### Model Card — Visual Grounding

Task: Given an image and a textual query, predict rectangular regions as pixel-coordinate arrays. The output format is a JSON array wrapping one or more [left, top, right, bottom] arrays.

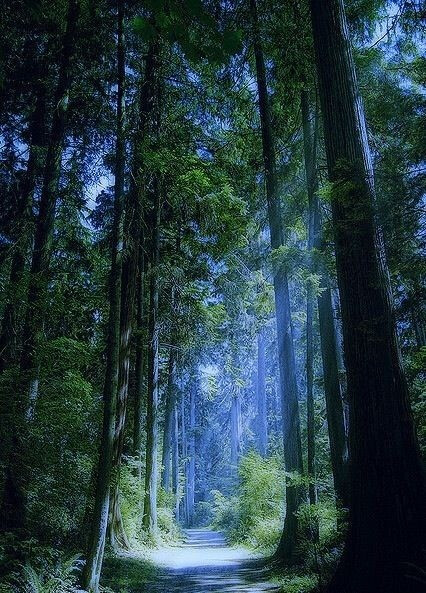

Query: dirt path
[[144, 529, 280, 592]]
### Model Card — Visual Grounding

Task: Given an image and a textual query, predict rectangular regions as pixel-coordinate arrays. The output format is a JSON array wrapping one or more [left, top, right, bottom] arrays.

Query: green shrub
[[1, 554, 82, 593], [211, 451, 285, 551], [276, 573, 318, 593]]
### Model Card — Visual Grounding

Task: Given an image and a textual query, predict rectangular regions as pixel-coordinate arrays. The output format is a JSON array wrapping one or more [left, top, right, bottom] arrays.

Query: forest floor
[[102, 529, 281, 592]]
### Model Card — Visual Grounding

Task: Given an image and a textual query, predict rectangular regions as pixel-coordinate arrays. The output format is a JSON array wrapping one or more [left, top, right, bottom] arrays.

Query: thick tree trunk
[[257, 329, 268, 456], [108, 195, 141, 550], [142, 183, 161, 535], [161, 346, 176, 492], [250, 0, 303, 562], [0, 0, 80, 535], [81, 2, 125, 589], [310, 1, 426, 591]]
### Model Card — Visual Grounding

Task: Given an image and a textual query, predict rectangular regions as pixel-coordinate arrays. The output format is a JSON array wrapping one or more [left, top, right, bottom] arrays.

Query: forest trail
[[145, 529, 280, 592]]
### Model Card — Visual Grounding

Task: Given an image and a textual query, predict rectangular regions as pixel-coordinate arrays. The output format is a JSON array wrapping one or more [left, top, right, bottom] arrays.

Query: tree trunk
[[142, 182, 161, 535], [0, 0, 80, 535], [257, 329, 268, 456], [230, 391, 242, 468], [250, 0, 304, 562], [187, 377, 196, 526], [301, 91, 318, 508], [317, 285, 349, 509], [133, 248, 146, 480], [310, 1, 426, 591], [108, 192, 141, 551], [81, 2, 125, 589], [161, 346, 176, 492], [301, 89, 349, 510], [172, 401, 180, 520], [180, 394, 188, 525]]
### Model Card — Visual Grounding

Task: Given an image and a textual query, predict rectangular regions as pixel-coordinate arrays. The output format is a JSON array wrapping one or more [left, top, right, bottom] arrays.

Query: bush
[[0, 554, 83, 593], [211, 451, 285, 551]]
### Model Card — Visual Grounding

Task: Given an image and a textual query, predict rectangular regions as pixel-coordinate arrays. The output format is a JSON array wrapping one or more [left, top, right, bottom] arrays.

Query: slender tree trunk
[[250, 0, 304, 561], [301, 91, 318, 508], [172, 400, 180, 520], [317, 285, 349, 508], [257, 329, 267, 456], [180, 394, 188, 525], [142, 182, 161, 534], [161, 345, 176, 492], [81, 2, 125, 589], [133, 248, 146, 480], [187, 377, 196, 526], [230, 390, 242, 468], [301, 90, 349, 510], [0, 0, 80, 534], [310, 1, 426, 591]]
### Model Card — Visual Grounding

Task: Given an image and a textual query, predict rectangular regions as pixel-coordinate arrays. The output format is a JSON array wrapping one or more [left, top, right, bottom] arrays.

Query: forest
[[0, 0, 425, 592]]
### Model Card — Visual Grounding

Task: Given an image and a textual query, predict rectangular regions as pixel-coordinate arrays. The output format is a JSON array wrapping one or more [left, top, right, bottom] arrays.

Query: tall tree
[[249, 0, 304, 561], [310, 0, 426, 591], [81, 1, 126, 589], [0, 0, 80, 533], [161, 346, 177, 492], [132, 247, 146, 480], [142, 179, 161, 534], [301, 91, 317, 508], [187, 374, 196, 526]]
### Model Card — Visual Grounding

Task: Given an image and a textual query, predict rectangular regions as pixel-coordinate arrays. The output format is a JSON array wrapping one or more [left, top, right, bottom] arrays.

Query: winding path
[[145, 529, 280, 592]]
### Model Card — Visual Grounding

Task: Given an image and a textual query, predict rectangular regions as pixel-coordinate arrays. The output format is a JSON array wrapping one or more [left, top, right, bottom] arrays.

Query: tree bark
[[317, 285, 349, 509], [250, 0, 304, 562], [161, 345, 176, 492], [142, 182, 161, 534], [230, 390, 242, 468], [108, 200, 141, 551], [133, 247, 146, 481], [180, 394, 188, 525], [172, 400, 180, 520], [187, 377, 196, 526], [310, 1, 426, 591], [301, 91, 318, 508], [0, 0, 80, 535], [81, 2, 125, 589]]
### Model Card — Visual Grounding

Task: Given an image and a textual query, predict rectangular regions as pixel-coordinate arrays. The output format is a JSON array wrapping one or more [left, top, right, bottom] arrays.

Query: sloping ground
[[144, 529, 280, 592]]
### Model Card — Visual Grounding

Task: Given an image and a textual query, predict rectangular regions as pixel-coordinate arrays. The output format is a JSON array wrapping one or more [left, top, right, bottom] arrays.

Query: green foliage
[[276, 573, 318, 593], [1, 554, 82, 593], [211, 452, 285, 551]]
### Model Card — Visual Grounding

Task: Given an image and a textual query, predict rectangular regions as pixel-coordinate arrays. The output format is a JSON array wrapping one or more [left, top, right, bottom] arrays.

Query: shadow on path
[[145, 529, 280, 593]]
